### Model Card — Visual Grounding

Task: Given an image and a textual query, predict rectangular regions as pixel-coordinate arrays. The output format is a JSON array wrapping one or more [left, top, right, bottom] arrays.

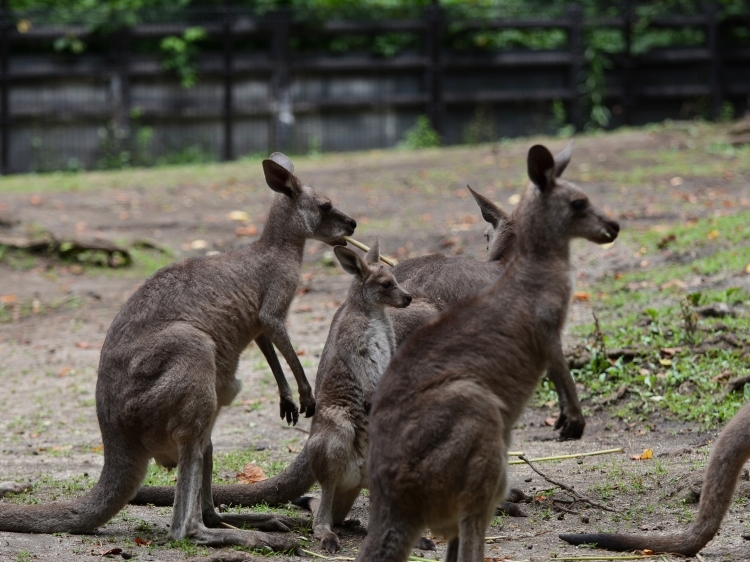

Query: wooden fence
[[0, 3, 749, 173]]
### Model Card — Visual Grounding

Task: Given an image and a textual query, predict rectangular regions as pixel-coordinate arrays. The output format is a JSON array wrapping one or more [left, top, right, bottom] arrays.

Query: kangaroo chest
[[361, 316, 394, 388]]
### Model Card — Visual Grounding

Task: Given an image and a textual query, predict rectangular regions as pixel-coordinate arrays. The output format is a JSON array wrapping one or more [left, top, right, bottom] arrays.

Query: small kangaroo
[[305, 240, 412, 553], [0, 153, 356, 551], [356, 144, 619, 562], [560, 401, 750, 556]]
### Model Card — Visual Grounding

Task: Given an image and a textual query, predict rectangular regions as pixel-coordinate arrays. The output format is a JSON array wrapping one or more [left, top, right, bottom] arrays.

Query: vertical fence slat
[[222, 5, 234, 161], [270, 10, 292, 154], [0, 0, 9, 174], [425, 1, 444, 137], [110, 29, 131, 157], [567, 3, 584, 132], [622, 0, 633, 126], [706, 2, 722, 120]]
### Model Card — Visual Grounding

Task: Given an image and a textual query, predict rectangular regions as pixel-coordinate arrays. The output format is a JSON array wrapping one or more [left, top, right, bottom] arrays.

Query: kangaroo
[[356, 144, 619, 562], [302, 240, 411, 553], [390, 142, 584, 441], [0, 153, 356, 551], [560, 401, 750, 556]]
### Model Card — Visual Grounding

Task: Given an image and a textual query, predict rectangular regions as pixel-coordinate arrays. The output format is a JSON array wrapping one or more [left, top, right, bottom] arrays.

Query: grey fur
[[307, 239, 412, 553], [0, 153, 356, 551], [357, 143, 620, 562]]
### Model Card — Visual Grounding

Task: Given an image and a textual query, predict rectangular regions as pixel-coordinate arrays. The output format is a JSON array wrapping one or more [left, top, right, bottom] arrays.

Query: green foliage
[[399, 115, 441, 149], [463, 105, 497, 145], [160, 26, 207, 88]]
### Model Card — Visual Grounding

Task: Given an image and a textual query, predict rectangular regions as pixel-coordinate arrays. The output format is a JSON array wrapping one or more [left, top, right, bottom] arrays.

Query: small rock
[[696, 303, 734, 318], [581, 515, 590, 524], [121, 553, 132, 560]]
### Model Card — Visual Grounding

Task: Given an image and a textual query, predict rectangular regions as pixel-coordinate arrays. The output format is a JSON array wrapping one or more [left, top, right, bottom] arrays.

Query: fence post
[[424, 0, 444, 138], [110, 28, 131, 158], [270, 9, 292, 154], [622, 0, 634, 126], [0, 0, 9, 174], [705, 2, 722, 120], [567, 3, 584, 132], [222, 4, 234, 161]]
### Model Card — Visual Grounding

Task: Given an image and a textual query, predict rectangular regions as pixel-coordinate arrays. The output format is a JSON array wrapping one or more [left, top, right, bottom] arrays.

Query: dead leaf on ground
[[659, 347, 682, 357], [711, 370, 732, 383], [236, 463, 267, 484], [572, 291, 591, 302], [661, 279, 687, 289], [544, 417, 557, 427], [235, 225, 258, 237], [0, 294, 17, 303], [296, 349, 306, 356], [135, 537, 152, 547], [58, 366, 71, 377], [76, 341, 91, 349], [287, 444, 300, 453], [632, 448, 653, 461], [97, 548, 122, 556], [708, 229, 720, 240], [294, 305, 313, 313]]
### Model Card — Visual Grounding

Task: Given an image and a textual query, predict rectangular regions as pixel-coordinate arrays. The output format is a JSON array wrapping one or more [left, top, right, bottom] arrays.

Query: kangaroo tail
[[131, 443, 315, 507], [0, 439, 148, 534], [561, 402, 750, 557]]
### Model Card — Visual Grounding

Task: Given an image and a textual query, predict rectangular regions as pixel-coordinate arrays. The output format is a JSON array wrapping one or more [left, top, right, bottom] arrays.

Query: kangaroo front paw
[[555, 407, 585, 440], [299, 393, 316, 418], [321, 531, 340, 554], [279, 396, 300, 425]]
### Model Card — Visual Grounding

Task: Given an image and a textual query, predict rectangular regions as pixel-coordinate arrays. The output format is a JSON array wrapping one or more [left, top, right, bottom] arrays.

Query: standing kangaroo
[[560, 401, 750, 556], [0, 153, 356, 551], [305, 240, 412, 553], [391, 142, 584, 441], [356, 144, 619, 562]]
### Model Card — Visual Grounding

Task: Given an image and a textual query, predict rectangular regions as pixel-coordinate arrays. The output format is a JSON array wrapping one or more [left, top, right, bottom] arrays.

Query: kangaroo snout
[[401, 293, 413, 307], [601, 219, 620, 242]]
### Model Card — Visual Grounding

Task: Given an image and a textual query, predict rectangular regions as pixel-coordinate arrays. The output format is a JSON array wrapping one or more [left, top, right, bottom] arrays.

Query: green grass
[[535, 208, 750, 429]]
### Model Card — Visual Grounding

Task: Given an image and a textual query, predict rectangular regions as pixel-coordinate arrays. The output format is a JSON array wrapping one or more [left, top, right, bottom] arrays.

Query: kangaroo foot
[[496, 501, 527, 517], [218, 512, 307, 532], [416, 536, 436, 550], [320, 530, 340, 554], [187, 527, 298, 551], [507, 487, 530, 503]]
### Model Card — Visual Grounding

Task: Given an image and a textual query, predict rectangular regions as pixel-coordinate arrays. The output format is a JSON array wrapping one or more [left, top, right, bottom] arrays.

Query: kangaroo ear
[[334, 246, 366, 278], [553, 140, 574, 178], [527, 145, 556, 193], [468, 185, 509, 228], [263, 154, 301, 198], [364, 237, 380, 265]]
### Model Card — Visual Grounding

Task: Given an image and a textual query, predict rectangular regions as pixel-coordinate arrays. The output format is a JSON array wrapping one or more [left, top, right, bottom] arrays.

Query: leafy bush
[[399, 115, 441, 149]]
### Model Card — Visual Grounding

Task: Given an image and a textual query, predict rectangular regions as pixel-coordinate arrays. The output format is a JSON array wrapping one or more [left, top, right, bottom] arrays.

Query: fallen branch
[[343, 236, 396, 266], [518, 455, 617, 513], [508, 448, 623, 465], [554, 554, 653, 560], [725, 374, 750, 395], [0, 231, 132, 268]]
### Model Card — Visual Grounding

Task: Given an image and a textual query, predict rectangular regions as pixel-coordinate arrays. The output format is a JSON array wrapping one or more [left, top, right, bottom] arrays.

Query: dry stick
[[518, 455, 617, 513], [507, 447, 623, 465], [555, 554, 653, 560], [343, 236, 396, 267]]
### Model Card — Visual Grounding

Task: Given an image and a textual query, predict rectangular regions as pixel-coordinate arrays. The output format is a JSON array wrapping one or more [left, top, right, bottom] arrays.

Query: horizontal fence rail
[[0, 3, 749, 173]]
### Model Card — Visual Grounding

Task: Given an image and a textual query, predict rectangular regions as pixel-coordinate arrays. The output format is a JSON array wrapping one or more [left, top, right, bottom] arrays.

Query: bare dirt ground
[[1, 124, 749, 561]]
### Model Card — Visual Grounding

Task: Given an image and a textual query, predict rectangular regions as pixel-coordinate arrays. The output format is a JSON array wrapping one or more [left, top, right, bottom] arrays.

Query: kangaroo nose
[[404, 294, 412, 305], [609, 220, 620, 234], [347, 218, 357, 231]]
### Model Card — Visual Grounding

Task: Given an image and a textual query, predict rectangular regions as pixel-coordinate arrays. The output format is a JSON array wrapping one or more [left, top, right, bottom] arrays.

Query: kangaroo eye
[[381, 281, 393, 289], [319, 201, 332, 212], [571, 199, 587, 211]]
